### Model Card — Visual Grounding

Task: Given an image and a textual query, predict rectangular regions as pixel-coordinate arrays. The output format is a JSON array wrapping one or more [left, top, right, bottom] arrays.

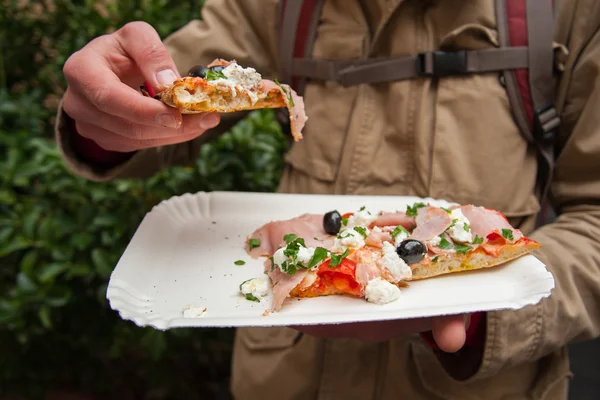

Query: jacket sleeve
[[55, 0, 280, 182], [464, 11, 600, 382]]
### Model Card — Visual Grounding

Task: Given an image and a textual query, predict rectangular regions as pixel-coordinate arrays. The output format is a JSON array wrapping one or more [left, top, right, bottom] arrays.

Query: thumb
[[115, 21, 180, 92], [431, 314, 469, 353]]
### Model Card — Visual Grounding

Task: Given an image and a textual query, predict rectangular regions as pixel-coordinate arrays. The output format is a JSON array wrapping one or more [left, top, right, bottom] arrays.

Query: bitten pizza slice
[[141, 59, 307, 141]]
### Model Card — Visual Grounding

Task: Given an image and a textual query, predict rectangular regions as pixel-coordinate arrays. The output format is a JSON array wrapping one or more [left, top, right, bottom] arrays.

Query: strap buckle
[[417, 51, 469, 77], [534, 105, 561, 143]]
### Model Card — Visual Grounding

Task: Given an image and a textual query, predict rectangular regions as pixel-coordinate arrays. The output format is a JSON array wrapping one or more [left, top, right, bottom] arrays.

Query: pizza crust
[[157, 77, 288, 114], [407, 238, 540, 280]]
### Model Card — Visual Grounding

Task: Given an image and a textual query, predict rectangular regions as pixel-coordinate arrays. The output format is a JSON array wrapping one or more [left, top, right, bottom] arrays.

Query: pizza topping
[[371, 212, 416, 230], [260, 79, 307, 142], [272, 235, 321, 274], [345, 207, 378, 228], [365, 277, 402, 305], [395, 239, 427, 265], [334, 227, 368, 250], [411, 206, 453, 241], [445, 208, 473, 244], [460, 205, 522, 242], [323, 210, 342, 235], [187, 65, 210, 78], [365, 226, 393, 248], [378, 242, 412, 280], [391, 225, 410, 246], [239, 278, 269, 302], [268, 267, 310, 311], [406, 202, 426, 217]]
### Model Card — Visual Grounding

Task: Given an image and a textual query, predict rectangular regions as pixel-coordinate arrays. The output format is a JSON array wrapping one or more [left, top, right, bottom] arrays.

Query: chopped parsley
[[342, 217, 349, 226], [463, 223, 470, 232], [353, 226, 368, 239], [502, 229, 514, 241], [269, 256, 275, 271], [391, 225, 409, 241], [359, 206, 366, 211], [274, 79, 294, 106], [245, 293, 260, 302], [473, 235, 484, 244], [337, 231, 352, 239], [439, 236, 453, 250], [454, 243, 471, 255], [205, 69, 227, 81], [308, 247, 329, 269], [248, 238, 261, 250], [234, 260, 245, 266], [329, 249, 350, 268], [441, 207, 452, 214], [283, 233, 298, 244], [432, 256, 439, 263], [406, 202, 426, 217], [448, 218, 458, 229]]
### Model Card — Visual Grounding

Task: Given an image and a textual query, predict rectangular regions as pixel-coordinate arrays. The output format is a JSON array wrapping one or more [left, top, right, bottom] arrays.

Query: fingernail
[[157, 114, 178, 128], [200, 113, 220, 129], [156, 69, 178, 88]]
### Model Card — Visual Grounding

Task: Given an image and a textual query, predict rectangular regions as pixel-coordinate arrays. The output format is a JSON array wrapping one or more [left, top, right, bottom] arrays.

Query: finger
[[114, 21, 180, 92], [75, 121, 212, 153], [64, 88, 220, 140], [63, 49, 181, 127], [431, 314, 468, 353]]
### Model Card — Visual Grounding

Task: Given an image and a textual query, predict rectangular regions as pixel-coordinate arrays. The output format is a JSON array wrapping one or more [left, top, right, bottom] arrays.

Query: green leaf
[[91, 248, 113, 278], [283, 233, 297, 244], [473, 235, 484, 244], [329, 248, 350, 267], [16, 272, 37, 294], [234, 260, 245, 266], [353, 226, 368, 239], [38, 262, 69, 283], [245, 293, 260, 302], [439, 237, 453, 250], [205, 69, 227, 81], [308, 247, 329, 269], [20, 250, 38, 276], [0, 236, 31, 257], [38, 305, 52, 329], [406, 202, 426, 217], [502, 228, 514, 241], [391, 225, 409, 241], [454, 243, 471, 255], [248, 238, 260, 250]]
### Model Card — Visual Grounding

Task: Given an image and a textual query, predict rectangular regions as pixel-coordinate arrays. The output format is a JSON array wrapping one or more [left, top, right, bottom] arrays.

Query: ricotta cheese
[[447, 208, 473, 244], [240, 278, 269, 300], [334, 227, 369, 251], [379, 242, 412, 280], [365, 277, 402, 305]]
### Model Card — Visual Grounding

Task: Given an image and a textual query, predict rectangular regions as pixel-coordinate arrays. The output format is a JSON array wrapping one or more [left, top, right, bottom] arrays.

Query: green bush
[[0, 1, 288, 398]]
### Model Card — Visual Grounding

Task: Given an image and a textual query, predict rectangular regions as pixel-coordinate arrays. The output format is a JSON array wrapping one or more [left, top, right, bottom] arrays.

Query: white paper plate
[[106, 191, 555, 330]]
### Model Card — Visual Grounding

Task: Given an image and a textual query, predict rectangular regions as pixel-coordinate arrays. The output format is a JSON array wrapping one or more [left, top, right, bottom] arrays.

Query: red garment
[[419, 312, 486, 350]]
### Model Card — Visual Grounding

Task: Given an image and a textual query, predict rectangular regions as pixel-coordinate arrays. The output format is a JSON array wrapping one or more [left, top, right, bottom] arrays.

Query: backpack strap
[[496, 0, 559, 227]]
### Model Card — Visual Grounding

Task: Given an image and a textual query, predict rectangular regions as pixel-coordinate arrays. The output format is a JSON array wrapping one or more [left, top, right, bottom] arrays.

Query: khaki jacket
[[55, 0, 600, 399]]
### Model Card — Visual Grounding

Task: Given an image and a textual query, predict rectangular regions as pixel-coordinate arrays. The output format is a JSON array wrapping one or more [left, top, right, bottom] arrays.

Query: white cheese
[[447, 208, 473, 244], [392, 227, 410, 247], [334, 227, 368, 251], [222, 62, 262, 89], [272, 244, 318, 272], [182, 305, 207, 318], [379, 242, 412, 280], [428, 235, 442, 247], [365, 277, 402, 305], [346, 208, 378, 228], [240, 278, 269, 300]]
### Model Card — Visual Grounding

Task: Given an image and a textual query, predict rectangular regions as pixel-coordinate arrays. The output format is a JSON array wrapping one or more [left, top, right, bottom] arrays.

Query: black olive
[[396, 239, 427, 264], [323, 210, 342, 235], [210, 65, 225, 73], [188, 65, 209, 78]]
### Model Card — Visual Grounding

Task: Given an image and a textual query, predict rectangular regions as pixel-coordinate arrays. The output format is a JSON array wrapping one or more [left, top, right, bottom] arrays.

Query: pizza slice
[[141, 59, 307, 141], [243, 202, 540, 312]]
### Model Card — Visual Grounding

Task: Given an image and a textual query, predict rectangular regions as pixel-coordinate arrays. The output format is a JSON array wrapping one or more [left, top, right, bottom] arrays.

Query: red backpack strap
[[496, 0, 559, 226]]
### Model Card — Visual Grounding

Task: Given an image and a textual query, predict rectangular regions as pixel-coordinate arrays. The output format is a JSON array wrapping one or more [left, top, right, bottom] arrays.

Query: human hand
[[62, 21, 220, 152], [293, 313, 471, 353]]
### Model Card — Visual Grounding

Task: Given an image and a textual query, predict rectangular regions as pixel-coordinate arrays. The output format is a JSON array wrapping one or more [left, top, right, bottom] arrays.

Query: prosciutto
[[260, 79, 307, 142], [460, 205, 522, 242], [370, 212, 415, 230], [267, 262, 309, 311], [246, 213, 335, 259], [410, 206, 453, 241], [365, 227, 393, 248]]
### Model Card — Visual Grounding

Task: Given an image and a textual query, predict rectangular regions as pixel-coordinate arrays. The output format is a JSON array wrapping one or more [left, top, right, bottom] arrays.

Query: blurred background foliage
[[0, 0, 288, 398]]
